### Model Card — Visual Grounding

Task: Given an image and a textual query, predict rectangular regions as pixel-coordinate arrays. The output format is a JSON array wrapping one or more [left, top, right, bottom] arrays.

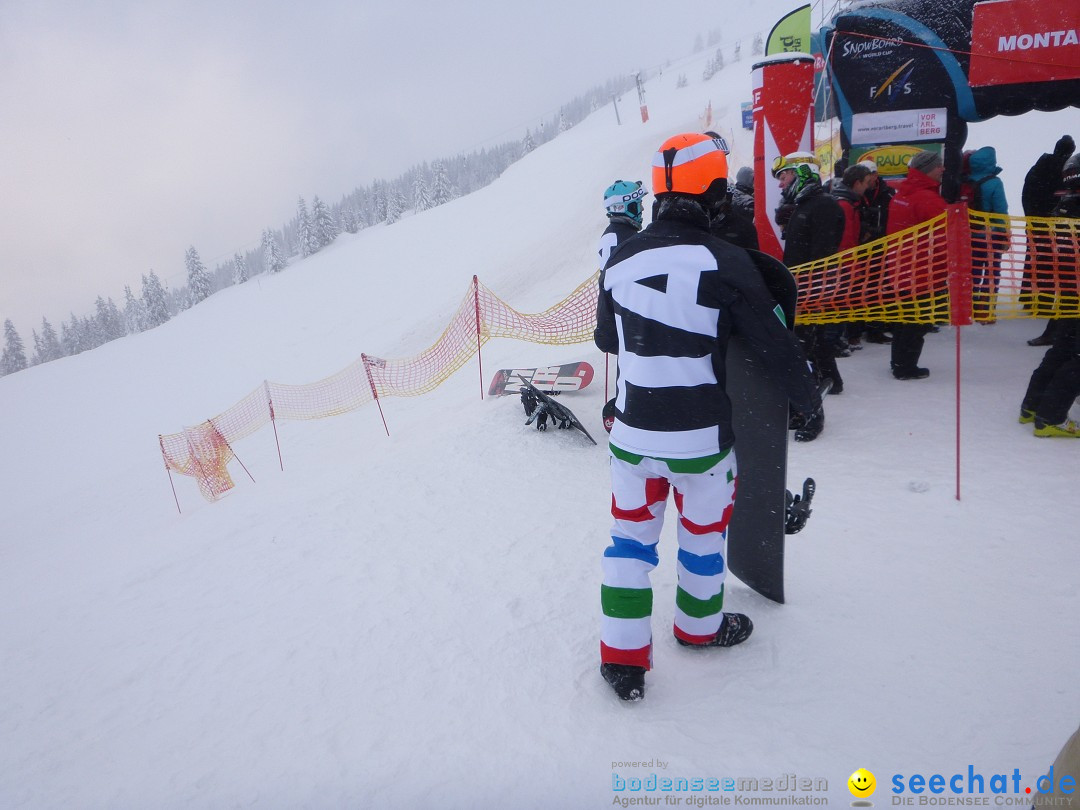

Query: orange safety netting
[[159, 274, 600, 501], [791, 206, 1080, 326], [160, 208, 1079, 503]]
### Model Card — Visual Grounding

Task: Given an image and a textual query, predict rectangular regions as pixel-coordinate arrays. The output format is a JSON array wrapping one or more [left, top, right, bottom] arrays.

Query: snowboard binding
[[784, 478, 816, 534]]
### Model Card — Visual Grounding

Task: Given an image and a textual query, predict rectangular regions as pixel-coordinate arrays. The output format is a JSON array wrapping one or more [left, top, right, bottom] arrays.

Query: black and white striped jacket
[[595, 196, 819, 459]]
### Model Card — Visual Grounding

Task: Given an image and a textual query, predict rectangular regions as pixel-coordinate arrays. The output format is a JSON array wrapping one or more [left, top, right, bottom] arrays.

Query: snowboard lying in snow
[[488, 362, 594, 396]]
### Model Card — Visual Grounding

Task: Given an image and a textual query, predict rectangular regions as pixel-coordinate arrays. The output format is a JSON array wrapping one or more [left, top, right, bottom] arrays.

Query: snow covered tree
[[91, 296, 124, 343], [233, 252, 248, 284], [752, 33, 764, 56], [296, 197, 319, 257], [676, 74, 688, 89], [1, 319, 28, 375], [521, 130, 535, 158], [37, 317, 61, 362], [412, 171, 432, 212], [122, 285, 145, 334], [262, 229, 287, 273], [558, 111, 570, 133], [60, 313, 85, 356], [311, 196, 340, 248], [734, 41, 742, 62], [385, 186, 407, 224], [431, 161, 456, 207], [141, 271, 171, 328], [185, 246, 213, 305]]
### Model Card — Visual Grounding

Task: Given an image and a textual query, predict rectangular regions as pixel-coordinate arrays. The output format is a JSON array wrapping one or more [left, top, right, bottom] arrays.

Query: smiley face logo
[[848, 768, 876, 798]]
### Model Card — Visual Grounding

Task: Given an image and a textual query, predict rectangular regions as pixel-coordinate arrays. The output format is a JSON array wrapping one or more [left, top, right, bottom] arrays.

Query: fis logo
[[869, 59, 915, 102]]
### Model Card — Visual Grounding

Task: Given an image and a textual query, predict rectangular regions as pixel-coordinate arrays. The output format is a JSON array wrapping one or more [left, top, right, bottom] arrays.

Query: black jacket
[[860, 181, 895, 243], [779, 183, 845, 267], [1023, 153, 1070, 217], [595, 195, 820, 458]]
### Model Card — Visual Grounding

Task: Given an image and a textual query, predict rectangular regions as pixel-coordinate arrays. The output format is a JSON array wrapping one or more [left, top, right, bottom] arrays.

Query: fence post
[[473, 275, 484, 400], [945, 204, 973, 501], [159, 436, 182, 514], [362, 354, 390, 437], [265, 381, 284, 471]]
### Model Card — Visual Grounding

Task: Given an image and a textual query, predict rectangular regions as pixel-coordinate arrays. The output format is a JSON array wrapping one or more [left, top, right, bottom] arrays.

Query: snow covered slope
[[2, 28, 1078, 810]]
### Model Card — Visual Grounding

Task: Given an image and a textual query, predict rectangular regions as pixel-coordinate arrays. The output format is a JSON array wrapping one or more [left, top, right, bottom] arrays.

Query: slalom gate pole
[[945, 205, 973, 503], [362, 355, 390, 437], [265, 382, 284, 471], [159, 436, 182, 515], [955, 327, 962, 501], [473, 275, 484, 400]]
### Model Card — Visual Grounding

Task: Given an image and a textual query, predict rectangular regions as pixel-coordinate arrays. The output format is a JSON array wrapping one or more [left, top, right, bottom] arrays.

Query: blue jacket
[[966, 147, 1009, 216]]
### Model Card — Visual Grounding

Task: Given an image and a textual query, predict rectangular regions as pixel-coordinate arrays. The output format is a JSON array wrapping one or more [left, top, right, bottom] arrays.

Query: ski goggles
[[771, 152, 818, 177], [703, 132, 730, 155]]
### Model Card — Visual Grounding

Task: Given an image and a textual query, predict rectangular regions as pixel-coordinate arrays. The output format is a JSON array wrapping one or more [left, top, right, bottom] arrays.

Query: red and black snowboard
[[488, 361, 594, 396]]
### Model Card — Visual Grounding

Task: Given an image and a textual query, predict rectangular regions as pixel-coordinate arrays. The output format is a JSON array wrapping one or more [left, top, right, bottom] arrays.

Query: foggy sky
[[0, 0, 792, 332]]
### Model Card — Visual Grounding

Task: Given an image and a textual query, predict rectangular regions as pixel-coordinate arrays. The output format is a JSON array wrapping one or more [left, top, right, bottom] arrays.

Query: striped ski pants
[[600, 451, 737, 670]]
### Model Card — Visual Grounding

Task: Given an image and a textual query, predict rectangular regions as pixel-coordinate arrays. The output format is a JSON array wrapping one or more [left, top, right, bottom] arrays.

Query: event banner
[[766, 4, 812, 56], [850, 108, 948, 145], [969, 0, 1080, 86], [752, 54, 816, 259]]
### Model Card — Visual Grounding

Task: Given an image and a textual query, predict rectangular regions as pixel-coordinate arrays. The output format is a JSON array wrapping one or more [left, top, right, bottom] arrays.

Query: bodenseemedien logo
[[849, 768, 877, 807]]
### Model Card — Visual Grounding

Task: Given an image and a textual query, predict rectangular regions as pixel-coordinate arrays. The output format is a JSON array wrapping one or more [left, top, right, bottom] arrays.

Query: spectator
[[773, 152, 847, 396], [1022, 135, 1075, 346], [885, 150, 948, 380], [962, 147, 1009, 322], [833, 163, 874, 253], [857, 159, 895, 345], [1019, 152, 1080, 438], [731, 166, 755, 220]]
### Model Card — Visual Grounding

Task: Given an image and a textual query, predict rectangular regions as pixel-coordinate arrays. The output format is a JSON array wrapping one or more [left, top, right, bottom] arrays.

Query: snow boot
[[1034, 419, 1080, 438], [601, 663, 646, 701], [1019, 409, 1035, 424], [676, 613, 754, 648], [892, 366, 930, 380]]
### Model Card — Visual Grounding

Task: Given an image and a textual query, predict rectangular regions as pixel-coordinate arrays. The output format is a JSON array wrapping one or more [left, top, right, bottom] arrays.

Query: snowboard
[[488, 362, 594, 397], [725, 250, 801, 604], [517, 376, 597, 445]]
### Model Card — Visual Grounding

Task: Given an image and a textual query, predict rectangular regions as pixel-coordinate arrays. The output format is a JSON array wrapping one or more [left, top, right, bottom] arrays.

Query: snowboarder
[[594, 133, 823, 701], [598, 180, 648, 266]]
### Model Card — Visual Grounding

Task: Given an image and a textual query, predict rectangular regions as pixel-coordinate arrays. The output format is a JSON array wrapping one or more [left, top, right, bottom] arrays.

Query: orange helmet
[[652, 133, 729, 196]]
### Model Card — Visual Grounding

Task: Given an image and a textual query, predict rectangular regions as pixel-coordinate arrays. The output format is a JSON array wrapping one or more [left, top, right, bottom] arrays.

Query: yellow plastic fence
[[160, 208, 1079, 503]]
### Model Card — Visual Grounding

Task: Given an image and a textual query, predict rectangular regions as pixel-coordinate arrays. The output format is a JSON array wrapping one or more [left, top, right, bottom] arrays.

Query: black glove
[[1055, 135, 1075, 159]]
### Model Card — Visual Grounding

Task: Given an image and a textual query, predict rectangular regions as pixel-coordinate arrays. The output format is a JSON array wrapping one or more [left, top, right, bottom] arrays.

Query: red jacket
[[837, 198, 861, 252], [887, 168, 947, 234]]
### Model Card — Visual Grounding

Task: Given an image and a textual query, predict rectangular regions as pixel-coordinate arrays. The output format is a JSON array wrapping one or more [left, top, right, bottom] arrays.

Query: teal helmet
[[604, 180, 648, 225]]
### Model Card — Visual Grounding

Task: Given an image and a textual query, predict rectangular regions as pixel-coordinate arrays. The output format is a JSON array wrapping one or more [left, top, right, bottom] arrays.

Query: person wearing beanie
[[731, 166, 755, 219], [1022, 135, 1075, 346], [883, 150, 948, 380], [1018, 152, 1080, 438]]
